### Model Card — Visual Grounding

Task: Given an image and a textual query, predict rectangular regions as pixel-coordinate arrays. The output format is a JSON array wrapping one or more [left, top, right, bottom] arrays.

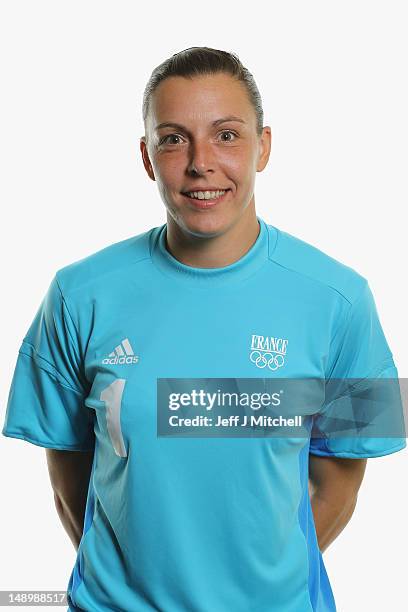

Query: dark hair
[[142, 47, 264, 136]]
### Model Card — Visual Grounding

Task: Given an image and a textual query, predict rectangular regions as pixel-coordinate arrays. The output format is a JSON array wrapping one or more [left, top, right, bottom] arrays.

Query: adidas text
[[102, 355, 139, 365]]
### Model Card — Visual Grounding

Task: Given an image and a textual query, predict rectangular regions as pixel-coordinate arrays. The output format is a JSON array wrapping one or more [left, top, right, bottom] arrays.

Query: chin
[[182, 214, 232, 238]]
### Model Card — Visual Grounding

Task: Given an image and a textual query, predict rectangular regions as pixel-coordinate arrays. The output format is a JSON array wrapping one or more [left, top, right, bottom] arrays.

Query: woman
[[3, 46, 405, 612]]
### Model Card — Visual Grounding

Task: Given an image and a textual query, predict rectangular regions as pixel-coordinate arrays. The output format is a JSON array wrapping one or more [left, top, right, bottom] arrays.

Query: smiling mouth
[[181, 189, 231, 200], [181, 189, 231, 208]]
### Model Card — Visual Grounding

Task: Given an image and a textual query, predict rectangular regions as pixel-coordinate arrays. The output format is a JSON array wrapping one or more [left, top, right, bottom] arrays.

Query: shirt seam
[[55, 274, 85, 361], [268, 227, 354, 306], [55, 253, 152, 302], [18, 346, 84, 396], [325, 280, 373, 381], [55, 273, 96, 393], [321, 355, 396, 416], [148, 220, 270, 288]]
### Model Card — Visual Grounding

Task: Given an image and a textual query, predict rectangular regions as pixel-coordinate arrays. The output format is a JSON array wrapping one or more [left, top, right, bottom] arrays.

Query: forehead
[[149, 73, 254, 125]]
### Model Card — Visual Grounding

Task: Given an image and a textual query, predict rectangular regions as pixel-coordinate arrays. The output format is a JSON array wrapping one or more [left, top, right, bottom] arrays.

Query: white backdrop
[[1, 1, 406, 611]]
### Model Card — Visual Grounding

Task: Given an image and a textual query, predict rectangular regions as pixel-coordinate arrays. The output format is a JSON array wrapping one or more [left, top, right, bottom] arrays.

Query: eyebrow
[[154, 115, 246, 132]]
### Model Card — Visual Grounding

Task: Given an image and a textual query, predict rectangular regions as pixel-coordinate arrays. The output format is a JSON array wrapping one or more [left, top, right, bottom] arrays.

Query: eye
[[159, 130, 238, 146], [160, 134, 184, 145], [218, 130, 238, 142]]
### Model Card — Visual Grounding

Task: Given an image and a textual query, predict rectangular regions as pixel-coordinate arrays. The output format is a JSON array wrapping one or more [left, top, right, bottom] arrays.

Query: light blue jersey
[[3, 216, 406, 611]]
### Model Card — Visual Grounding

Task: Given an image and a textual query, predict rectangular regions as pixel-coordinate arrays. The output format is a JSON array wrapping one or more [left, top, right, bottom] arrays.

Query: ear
[[256, 126, 272, 172], [140, 137, 156, 181]]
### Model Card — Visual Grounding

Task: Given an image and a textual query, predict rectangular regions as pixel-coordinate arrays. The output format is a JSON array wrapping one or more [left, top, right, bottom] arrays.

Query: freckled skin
[[140, 73, 272, 267]]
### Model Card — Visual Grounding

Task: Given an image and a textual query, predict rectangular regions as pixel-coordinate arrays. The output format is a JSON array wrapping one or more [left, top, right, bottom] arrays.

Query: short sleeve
[[310, 281, 406, 458], [2, 274, 95, 451]]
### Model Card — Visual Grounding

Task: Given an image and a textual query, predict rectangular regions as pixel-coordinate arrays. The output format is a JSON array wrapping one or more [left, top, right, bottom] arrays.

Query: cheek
[[219, 146, 254, 177], [156, 155, 185, 188]]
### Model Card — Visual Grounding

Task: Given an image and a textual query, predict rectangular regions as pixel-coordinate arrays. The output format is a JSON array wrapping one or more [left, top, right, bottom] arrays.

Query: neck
[[165, 205, 260, 269]]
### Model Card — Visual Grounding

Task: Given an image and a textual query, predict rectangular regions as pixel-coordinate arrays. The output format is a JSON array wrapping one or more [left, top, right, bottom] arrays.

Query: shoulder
[[267, 224, 368, 305], [53, 225, 161, 297]]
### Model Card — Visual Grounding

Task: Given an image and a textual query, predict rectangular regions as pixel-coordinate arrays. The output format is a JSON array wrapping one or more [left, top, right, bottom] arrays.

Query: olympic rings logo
[[249, 350, 285, 371]]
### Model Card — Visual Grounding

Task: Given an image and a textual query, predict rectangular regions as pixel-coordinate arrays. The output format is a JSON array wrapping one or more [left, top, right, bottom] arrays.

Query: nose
[[187, 139, 215, 175]]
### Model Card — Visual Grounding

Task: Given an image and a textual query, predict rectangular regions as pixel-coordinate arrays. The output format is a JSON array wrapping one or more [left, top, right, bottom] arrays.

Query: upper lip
[[182, 187, 230, 193]]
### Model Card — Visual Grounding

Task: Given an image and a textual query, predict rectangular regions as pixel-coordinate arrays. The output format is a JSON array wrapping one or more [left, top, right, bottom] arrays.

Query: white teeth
[[186, 190, 226, 200]]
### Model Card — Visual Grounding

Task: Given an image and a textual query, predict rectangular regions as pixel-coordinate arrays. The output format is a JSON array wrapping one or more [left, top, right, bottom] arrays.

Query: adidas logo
[[102, 338, 139, 365]]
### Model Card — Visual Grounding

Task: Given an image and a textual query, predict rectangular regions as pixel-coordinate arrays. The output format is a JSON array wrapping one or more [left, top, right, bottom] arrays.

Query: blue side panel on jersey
[[67, 453, 97, 609], [298, 443, 337, 611], [298, 443, 319, 609]]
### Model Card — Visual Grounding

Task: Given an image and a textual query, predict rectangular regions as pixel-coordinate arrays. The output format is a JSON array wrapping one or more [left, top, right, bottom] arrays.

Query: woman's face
[[140, 72, 271, 237]]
